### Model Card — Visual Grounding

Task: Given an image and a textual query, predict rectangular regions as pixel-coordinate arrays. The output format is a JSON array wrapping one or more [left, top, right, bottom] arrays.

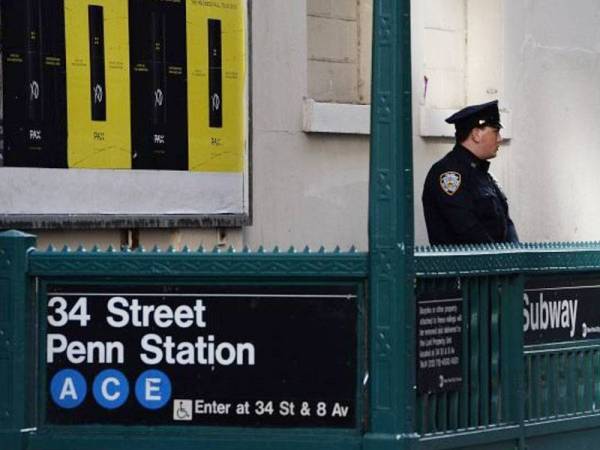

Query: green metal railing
[[415, 275, 522, 434], [0, 230, 371, 450], [4, 240, 600, 450], [416, 244, 600, 450], [525, 343, 600, 420]]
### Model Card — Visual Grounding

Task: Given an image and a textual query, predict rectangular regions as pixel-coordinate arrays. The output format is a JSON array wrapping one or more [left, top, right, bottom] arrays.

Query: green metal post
[[366, 0, 416, 449], [0, 230, 36, 450]]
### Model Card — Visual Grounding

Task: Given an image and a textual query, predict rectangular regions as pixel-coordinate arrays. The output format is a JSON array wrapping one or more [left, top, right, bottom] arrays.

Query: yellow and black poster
[[1, 0, 248, 175], [187, 0, 247, 173], [2, 0, 67, 168], [64, 0, 132, 169], [129, 0, 188, 170]]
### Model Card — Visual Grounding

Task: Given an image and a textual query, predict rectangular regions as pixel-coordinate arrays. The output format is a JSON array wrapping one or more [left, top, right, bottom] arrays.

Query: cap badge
[[440, 171, 462, 196]]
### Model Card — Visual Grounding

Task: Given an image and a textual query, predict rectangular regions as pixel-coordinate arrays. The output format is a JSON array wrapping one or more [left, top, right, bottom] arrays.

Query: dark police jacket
[[422, 145, 519, 246]]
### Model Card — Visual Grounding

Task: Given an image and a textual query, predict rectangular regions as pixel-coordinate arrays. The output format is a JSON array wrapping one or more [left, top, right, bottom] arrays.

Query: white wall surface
[[243, 0, 369, 250], [504, 0, 600, 242]]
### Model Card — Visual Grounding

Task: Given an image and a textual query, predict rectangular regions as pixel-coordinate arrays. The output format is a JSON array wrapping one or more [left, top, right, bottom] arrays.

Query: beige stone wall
[[307, 0, 372, 104], [422, 0, 466, 109], [418, 0, 504, 110]]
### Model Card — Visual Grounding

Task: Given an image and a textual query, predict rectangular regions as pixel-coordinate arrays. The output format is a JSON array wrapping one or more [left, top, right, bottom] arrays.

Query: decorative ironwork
[[416, 242, 600, 277], [28, 247, 368, 278]]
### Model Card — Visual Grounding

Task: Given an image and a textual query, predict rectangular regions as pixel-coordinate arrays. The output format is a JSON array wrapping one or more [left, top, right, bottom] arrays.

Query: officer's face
[[479, 127, 502, 159]]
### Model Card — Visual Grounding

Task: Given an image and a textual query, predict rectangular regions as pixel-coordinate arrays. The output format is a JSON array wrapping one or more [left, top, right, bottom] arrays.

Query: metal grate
[[416, 275, 519, 434], [525, 344, 600, 420]]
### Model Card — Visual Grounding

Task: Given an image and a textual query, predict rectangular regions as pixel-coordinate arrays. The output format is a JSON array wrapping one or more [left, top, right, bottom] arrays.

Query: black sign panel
[[2, 0, 67, 168], [417, 291, 463, 394], [88, 5, 107, 122], [208, 18, 223, 128], [525, 276, 600, 345], [45, 284, 357, 427], [129, 0, 188, 170]]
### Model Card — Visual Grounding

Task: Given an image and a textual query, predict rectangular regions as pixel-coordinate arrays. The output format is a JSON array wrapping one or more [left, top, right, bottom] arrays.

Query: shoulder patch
[[439, 171, 462, 195]]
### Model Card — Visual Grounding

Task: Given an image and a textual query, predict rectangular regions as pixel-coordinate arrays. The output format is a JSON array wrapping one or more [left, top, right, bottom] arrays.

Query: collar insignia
[[440, 171, 462, 196]]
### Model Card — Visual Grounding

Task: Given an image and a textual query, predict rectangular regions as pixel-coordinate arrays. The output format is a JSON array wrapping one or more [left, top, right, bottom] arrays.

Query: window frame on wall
[[303, 0, 372, 136]]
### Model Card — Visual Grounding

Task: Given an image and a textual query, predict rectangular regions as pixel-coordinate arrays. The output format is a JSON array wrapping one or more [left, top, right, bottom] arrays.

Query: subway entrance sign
[[44, 284, 358, 428]]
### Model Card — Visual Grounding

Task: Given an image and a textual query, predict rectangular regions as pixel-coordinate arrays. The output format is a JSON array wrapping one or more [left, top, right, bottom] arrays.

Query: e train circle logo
[[50, 369, 171, 410]]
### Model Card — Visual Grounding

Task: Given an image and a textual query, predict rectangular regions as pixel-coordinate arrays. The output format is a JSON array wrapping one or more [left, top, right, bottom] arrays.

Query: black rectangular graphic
[[130, 0, 188, 170], [208, 18, 222, 128], [45, 284, 358, 428], [26, 0, 43, 123], [1, 0, 67, 168], [524, 276, 600, 345], [151, 11, 167, 128], [417, 291, 463, 394], [88, 5, 106, 122]]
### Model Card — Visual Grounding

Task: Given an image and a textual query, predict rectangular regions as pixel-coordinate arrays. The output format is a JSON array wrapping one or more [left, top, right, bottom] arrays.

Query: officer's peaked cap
[[445, 100, 502, 132]]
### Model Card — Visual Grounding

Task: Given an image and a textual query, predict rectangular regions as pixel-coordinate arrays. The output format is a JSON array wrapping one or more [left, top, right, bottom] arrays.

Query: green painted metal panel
[[489, 276, 500, 424], [458, 285, 469, 430], [24, 245, 370, 450], [0, 230, 36, 450], [367, 0, 415, 448], [0, 278, 12, 426], [416, 243, 600, 276], [27, 430, 363, 450], [468, 280, 480, 428], [28, 248, 368, 279]]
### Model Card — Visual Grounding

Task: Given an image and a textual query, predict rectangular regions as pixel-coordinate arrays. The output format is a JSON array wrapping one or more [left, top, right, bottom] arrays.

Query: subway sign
[[45, 284, 358, 427], [524, 276, 600, 345]]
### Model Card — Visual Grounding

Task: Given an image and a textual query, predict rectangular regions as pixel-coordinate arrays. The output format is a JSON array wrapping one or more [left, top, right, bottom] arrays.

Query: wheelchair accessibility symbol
[[173, 399, 193, 421]]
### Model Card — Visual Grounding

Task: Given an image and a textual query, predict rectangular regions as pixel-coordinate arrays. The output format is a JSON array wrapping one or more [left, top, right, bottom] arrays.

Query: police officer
[[422, 100, 518, 245]]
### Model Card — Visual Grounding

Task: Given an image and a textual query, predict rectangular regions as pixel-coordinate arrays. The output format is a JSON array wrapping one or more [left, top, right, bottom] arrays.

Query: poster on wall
[[187, 0, 246, 173], [0, 0, 249, 223], [129, 0, 188, 170], [2, 0, 67, 168], [64, 0, 132, 169]]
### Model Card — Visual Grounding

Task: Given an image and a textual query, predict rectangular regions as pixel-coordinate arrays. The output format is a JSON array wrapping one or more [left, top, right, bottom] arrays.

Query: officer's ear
[[471, 127, 483, 143]]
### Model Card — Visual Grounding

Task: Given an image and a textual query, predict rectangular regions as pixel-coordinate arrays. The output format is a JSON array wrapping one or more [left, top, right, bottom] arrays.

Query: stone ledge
[[302, 99, 370, 135]]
